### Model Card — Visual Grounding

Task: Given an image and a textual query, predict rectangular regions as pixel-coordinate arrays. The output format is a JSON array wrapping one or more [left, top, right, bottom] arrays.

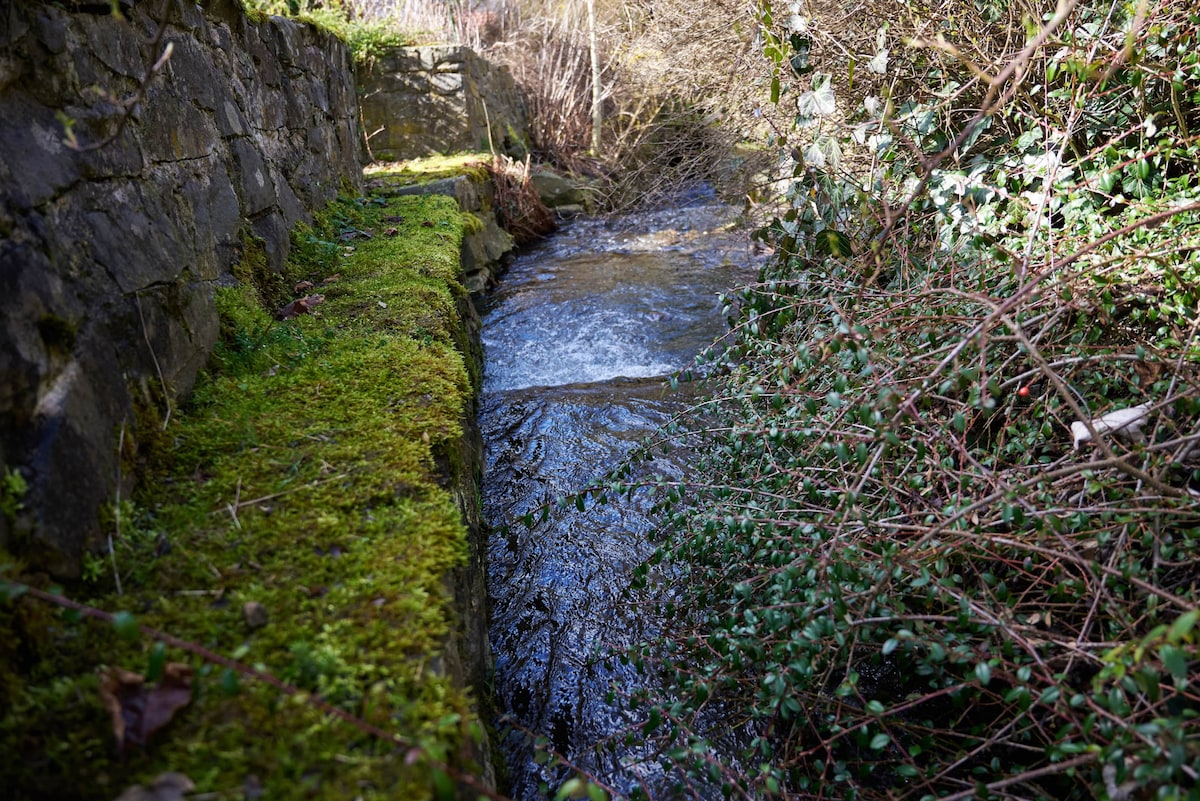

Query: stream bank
[[0, 193, 497, 800], [0, 0, 606, 793]]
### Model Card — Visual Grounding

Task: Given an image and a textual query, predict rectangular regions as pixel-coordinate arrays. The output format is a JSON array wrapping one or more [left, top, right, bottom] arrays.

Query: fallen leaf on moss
[[384, 227, 399, 237], [275, 294, 326, 321], [421, 220, 434, 227], [322, 273, 342, 284], [294, 280, 315, 293], [113, 771, 195, 801], [100, 663, 194, 752]]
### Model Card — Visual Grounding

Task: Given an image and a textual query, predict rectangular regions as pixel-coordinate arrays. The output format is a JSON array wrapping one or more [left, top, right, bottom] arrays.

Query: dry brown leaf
[[294, 280, 316, 293], [276, 297, 308, 321], [384, 227, 399, 237], [100, 663, 194, 752], [99, 666, 141, 748], [322, 273, 342, 285], [275, 294, 326, 321]]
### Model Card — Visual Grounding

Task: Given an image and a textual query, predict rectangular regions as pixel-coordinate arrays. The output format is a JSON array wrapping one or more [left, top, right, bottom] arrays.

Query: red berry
[[1017, 385, 1030, 397]]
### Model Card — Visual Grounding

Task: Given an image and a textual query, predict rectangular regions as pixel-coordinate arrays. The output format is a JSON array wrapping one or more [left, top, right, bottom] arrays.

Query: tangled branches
[[629, 1, 1200, 798], [656, 240, 1200, 796], [484, 154, 556, 245]]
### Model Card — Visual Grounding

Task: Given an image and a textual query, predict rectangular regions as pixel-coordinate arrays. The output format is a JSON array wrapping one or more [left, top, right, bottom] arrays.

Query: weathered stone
[[163, 35, 222, 113], [531, 166, 587, 208], [0, 96, 80, 209], [552, 203, 587, 218], [88, 17, 145, 79], [139, 87, 220, 161], [386, 175, 479, 208], [0, 53, 24, 92], [0, 1, 361, 577], [374, 169, 517, 293], [243, 601, 269, 629], [230, 137, 276, 215], [252, 210, 292, 274], [461, 215, 515, 293], [361, 45, 528, 160], [214, 98, 247, 136], [178, 161, 242, 281], [430, 71, 464, 95]]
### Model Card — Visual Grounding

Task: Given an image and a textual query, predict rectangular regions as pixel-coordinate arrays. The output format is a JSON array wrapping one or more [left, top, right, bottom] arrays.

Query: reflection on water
[[481, 190, 756, 799]]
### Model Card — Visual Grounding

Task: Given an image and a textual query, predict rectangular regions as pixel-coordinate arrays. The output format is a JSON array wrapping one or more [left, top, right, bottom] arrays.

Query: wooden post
[[587, 0, 601, 154]]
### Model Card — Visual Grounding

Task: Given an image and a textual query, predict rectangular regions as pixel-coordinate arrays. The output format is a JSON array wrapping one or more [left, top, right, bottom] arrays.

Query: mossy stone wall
[[360, 46, 529, 162], [0, 0, 362, 576], [0, 194, 496, 800]]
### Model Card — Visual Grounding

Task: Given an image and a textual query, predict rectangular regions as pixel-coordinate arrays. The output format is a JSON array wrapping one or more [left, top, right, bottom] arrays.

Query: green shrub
[[632, 2, 1200, 798]]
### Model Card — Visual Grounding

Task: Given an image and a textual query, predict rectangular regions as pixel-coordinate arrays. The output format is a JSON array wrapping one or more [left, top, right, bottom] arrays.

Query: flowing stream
[[480, 188, 757, 799]]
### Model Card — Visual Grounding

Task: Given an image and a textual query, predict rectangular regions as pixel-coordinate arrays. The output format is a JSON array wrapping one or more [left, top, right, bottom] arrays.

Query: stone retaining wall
[[0, 0, 362, 575], [360, 45, 528, 161]]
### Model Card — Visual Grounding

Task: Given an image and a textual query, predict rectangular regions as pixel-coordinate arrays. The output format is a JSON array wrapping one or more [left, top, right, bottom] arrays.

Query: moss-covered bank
[[0, 193, 493, 800], [365, 154, 519, 295]]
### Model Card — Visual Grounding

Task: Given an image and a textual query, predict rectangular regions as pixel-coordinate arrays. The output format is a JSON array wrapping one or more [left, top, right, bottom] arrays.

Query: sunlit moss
[[238, 1, 418, 61], [0, 194, 485, 800], [364, 153, 492, 186]]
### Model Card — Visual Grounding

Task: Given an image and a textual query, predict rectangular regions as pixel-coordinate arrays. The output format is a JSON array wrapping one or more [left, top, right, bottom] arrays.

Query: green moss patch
[[364, 153, 492, 187], [0, 195, 485, 800]]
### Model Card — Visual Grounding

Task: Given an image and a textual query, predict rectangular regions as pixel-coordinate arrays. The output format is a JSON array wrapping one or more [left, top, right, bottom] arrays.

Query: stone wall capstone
[[0, 0, 362, 575], [360, 45, 528, 161]]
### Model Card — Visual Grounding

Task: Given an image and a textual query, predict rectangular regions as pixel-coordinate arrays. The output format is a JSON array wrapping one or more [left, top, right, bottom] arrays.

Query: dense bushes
[[630, 1, 1200, 798]]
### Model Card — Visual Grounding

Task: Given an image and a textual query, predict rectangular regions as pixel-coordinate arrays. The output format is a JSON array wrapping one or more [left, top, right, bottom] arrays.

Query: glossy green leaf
[[814, 229, 853, 258], [112, 611, 140, 641]]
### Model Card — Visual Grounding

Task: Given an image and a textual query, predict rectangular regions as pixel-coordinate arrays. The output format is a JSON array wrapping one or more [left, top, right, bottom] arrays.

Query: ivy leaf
[[867, 49, 889, 74], [790, 53, 813, 76], [814, 229, 854, 258], [1168, 609, 1199, 643], [797, 77, 836, 118], [802, 142, 827, 168], [555, 778, 586, 800]]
